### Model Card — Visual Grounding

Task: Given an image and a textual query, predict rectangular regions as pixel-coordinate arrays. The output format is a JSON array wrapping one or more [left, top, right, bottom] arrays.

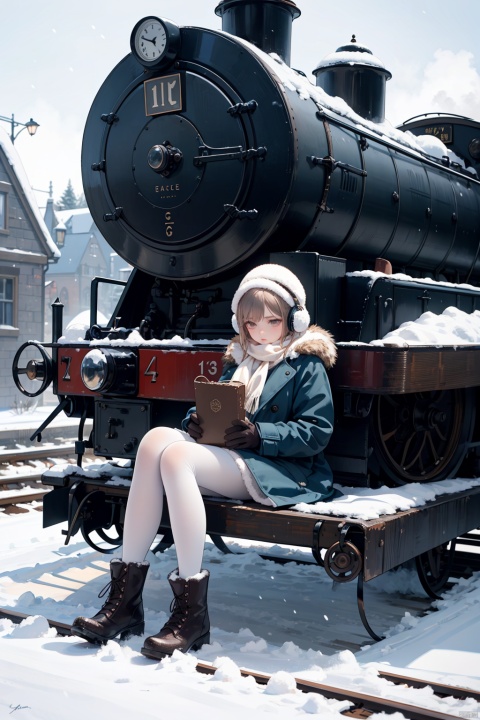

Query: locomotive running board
[[332, 344, 480, 393], [43, 473, 480, 640]]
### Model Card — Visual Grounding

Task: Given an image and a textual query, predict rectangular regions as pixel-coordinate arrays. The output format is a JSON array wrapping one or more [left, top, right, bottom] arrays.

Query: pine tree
[[57, 179, 78, 210], [76, 192, 88, 209]]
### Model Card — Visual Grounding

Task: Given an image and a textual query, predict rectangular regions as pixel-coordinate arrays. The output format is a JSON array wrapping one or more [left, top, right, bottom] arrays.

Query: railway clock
[[130, 16, 181, 68]]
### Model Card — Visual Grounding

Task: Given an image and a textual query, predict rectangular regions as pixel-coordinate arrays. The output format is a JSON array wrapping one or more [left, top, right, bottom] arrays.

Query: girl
[[72, 263, 337, 659]]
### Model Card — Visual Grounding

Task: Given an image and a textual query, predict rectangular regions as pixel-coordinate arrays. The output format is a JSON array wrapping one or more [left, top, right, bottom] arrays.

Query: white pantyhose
[[122, 426, 251, 577]]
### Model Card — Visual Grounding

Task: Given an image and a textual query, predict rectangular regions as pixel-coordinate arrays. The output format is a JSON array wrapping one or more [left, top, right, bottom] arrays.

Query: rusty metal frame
[[44, 473, 480, 640]]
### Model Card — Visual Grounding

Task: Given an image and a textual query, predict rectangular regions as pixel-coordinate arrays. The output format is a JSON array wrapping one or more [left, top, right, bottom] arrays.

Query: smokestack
[[215, 0, 301, 66]]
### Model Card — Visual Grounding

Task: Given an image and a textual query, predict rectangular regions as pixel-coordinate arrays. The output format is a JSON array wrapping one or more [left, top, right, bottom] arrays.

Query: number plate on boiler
[[144, 73, 182, 116]]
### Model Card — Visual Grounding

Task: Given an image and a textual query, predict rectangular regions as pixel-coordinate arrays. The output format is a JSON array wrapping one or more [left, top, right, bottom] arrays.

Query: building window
[[0, 277, 14, 325], [0, 192, 6, 231]]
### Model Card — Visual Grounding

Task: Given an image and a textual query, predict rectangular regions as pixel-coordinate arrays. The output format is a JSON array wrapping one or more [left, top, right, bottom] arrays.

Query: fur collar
[[224, 325, 337, 369]]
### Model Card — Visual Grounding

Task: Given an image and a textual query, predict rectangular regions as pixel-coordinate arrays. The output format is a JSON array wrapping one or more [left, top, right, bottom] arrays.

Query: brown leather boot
[[141, 569, 210, 660], [71, 559, 149, 643]]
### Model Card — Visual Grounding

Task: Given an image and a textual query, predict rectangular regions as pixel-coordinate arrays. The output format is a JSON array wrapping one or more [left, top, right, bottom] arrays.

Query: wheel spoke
[[403, 435, 426, 472], [372, 388, 473, 485], [381, 428, 397, 442], [426, 431, 440, 465]]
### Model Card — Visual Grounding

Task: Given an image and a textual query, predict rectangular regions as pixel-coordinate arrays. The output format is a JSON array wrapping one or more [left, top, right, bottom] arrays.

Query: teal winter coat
[[183, 326, 337, 508]]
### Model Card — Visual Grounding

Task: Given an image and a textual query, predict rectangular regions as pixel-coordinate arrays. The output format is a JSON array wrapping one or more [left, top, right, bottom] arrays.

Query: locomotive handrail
[[193, 144, 267, 165], [310, 154, 367, 177], [89, 276, 127, 333], [315, 107, 479, 182], [399, 111, 478, 124]]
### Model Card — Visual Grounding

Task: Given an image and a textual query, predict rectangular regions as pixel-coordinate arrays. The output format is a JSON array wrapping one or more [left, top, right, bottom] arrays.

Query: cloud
[[387, 48, 480, 125]]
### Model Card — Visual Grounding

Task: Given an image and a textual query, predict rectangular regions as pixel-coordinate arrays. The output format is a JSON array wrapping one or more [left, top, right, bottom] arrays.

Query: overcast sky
[[0, 0, 478, 210]]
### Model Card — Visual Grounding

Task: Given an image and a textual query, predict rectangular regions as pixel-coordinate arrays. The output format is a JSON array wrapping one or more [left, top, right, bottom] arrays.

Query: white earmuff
[[292, 307, 310, 333]]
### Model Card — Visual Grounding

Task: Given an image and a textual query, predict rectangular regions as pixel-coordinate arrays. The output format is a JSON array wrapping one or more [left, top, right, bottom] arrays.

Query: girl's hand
[[224, 419, 260, 449], [187, 412, 203, 440]]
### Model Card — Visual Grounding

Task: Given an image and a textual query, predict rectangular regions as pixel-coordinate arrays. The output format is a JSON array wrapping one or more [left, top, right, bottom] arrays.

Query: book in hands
[[194, 376, 246, 447]]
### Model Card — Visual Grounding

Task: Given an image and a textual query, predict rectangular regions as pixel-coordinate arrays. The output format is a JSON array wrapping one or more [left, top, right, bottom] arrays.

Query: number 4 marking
[[145, 356, 158, 383]]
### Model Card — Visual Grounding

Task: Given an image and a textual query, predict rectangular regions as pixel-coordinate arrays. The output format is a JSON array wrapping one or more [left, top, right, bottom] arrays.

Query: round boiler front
[[81, 27, 306, 280]]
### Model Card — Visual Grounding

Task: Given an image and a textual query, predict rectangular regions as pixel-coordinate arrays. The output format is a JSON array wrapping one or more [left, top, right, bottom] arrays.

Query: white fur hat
[[231, 263, 311, 333]]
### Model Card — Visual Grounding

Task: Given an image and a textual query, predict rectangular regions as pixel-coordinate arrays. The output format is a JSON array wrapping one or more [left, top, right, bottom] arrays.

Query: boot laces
[[164, 591, 188, 632], [97, 574, 124, 613]]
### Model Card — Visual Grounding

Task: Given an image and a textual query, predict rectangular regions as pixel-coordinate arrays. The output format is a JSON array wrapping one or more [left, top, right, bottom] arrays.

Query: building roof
[[0, 126, 60, 259], [55, 208, 95, 235], [50, 231, 109, 274]]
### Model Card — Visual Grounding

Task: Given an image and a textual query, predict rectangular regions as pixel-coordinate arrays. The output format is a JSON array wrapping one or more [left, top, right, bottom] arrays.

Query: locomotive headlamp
[[81, 348, 137, 394], [26, 359, 43, 381], [81, 349, 109, 391], [130, 16, 181, 69]]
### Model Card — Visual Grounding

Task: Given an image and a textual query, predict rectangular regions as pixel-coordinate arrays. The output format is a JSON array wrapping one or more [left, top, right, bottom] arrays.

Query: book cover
[[194, 376, 246, 447]]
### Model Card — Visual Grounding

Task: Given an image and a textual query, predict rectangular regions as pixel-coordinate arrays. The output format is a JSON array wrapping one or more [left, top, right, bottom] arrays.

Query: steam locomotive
[[12, 1, 480, 561]]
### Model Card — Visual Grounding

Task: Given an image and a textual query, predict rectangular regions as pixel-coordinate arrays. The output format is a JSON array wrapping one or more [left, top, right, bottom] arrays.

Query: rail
[[0, 444, 94, 507], [0, 608, 473, 720], [0, 443, 80, 465]]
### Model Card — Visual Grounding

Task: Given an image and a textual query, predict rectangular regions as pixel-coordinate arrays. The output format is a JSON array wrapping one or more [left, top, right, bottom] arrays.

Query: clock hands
[[131, 17, 179, 66], [141, 34, 157, 46]]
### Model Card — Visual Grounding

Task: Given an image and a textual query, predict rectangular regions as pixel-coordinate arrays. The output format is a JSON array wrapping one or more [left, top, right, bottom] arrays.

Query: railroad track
[[0, 443, 88, 469], [0, 444, 94, 510], [0, 608, 476, 720]]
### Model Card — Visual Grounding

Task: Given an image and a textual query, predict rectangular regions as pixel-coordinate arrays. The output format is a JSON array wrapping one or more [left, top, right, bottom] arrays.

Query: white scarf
[[231, 338, 291, 413]]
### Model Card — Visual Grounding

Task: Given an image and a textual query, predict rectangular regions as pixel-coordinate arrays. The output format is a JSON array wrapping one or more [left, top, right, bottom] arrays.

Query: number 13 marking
[[198, 360, 218, 376]]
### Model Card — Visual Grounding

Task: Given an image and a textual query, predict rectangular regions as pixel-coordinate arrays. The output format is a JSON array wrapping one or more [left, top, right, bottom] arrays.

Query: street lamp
[[54, 221, 67, 248], [0, 113, 40, 143]]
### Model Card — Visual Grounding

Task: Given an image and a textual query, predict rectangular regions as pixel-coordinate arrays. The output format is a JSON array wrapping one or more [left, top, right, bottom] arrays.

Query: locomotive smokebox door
[[94, 400, 152, 457], [82, 21, 329, 281]]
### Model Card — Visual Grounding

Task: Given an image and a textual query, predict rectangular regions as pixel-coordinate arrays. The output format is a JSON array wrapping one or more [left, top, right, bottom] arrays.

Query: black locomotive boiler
[[12, 0, 480, 635]]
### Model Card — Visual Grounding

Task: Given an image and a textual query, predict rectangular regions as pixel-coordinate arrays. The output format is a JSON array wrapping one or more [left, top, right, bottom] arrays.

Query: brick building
[[0, 128, 59, 410]]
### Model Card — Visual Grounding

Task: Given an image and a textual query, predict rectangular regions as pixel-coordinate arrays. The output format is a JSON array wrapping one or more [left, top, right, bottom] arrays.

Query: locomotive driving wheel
[[371, 389, 475, 485]]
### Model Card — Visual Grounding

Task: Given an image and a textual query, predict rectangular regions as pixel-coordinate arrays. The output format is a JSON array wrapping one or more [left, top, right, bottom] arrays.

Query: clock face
[[133, 18, 167, 64]]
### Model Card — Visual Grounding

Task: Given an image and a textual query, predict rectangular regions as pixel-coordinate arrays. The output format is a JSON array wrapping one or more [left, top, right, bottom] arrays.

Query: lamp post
[[0, 113, 40, 143], [54, 221, 67, 248]]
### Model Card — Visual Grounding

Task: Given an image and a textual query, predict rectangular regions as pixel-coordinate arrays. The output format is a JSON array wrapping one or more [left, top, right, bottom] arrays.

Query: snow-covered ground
[[1, 505, 479, 720], [2, 304, 480, 719]]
